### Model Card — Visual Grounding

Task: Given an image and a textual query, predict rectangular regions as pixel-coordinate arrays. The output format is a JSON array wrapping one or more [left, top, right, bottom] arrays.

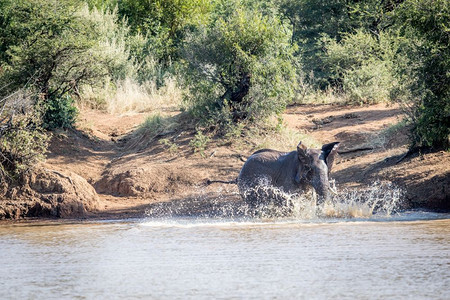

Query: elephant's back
[[248, 149, 287, 162], [238, 150, 293, 185]]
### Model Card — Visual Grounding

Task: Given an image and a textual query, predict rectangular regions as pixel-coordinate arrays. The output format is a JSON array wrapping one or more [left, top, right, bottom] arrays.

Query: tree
[[0, 0, 133, 128], [113, 0, 212, 64], [1, 0, 105, 100], [276, 0, 403, 88], [393, 0, 450, 149], [183, 7, 297, 130]]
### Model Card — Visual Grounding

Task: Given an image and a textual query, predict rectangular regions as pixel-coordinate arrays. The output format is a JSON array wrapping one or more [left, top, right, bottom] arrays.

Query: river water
[[1, 211, 449, 299]]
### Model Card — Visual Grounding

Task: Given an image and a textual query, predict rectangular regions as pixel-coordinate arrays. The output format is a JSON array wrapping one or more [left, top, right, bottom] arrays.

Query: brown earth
[[1, 103, 449, 220]]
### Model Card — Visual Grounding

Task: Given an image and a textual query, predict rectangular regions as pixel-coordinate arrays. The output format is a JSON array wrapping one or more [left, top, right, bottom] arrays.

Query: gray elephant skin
[[237, 141, 340, 207]]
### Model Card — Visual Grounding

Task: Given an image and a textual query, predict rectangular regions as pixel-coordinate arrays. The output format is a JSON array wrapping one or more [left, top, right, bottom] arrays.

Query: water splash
[[321, 181, 404, 218], [144, 181, 404, 220], [144, 185, 248, 219]]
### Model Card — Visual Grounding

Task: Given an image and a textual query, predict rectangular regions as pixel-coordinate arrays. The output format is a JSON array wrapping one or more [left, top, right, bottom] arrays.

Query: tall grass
[[80, 76, 183, 114], [76, 5, 185, 115], [106, 77, 183, 114]]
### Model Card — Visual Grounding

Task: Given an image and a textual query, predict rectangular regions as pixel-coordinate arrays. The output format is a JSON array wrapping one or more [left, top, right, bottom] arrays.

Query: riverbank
[[1, 103, 449, 220]]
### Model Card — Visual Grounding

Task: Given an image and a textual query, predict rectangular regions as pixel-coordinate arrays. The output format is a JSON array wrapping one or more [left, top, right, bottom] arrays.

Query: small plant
[[159, 138, 179, 154], [189, 130, 210, 156], [382, 120, 408, 137], [131, 113, 179, 150], [135, 113, 176, 137]]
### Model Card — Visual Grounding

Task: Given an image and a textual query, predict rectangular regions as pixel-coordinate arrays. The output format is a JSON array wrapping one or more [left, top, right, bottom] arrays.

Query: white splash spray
[[144, 181, 404, 220]]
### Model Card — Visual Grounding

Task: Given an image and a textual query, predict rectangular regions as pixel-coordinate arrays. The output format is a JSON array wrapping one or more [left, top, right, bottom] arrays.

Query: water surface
[[1, 213, 449, 299]]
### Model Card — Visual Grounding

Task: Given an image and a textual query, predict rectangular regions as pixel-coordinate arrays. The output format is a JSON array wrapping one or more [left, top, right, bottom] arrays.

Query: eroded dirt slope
[[1, 103, 449, 220]]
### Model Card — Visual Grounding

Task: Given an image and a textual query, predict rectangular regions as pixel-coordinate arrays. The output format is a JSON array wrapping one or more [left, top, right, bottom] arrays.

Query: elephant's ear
[[297, 141, 308, 162], [321, 142, 340, 175], [295, 142, 309, 183]]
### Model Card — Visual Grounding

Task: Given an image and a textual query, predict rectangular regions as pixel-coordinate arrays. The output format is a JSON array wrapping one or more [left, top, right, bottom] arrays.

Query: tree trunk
[[220, 73, 251, 122]]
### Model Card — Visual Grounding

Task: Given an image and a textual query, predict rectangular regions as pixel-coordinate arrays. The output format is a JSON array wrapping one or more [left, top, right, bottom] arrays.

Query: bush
[[0, 91, 49, 181], [323, 30, 398, 104], [277, 0, 402, 89], [189, 130, 210, 156], [1, 0, 100, 99], [411, 96, 450, 149], [42, 94, 78, 129], [276, 0, 352, 87], [182, 7, 297, 133], [393, 0, 450, 149]]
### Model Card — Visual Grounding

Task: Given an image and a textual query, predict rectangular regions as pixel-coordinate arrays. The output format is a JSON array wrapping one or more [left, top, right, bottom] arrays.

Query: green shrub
[[323, 30, 398, 104], [189, 130, 210, 156], [159, 138, 179, 155], [277, 0, 402, 89], [0, 0, 135, 106], [393, 0, 450, 149], [182, 6, 297, 133], [342, 60, 396, 104], [42, 94, 78, 129], [410, 96, 450, 149]]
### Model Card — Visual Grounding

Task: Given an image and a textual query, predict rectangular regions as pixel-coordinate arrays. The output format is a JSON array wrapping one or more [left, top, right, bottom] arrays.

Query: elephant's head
[[295, 141, 340, 204]]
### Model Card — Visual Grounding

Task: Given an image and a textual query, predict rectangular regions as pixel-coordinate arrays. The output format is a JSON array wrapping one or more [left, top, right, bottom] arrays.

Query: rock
[[0, 168, 99, 219], [95, 162, 197, 197]]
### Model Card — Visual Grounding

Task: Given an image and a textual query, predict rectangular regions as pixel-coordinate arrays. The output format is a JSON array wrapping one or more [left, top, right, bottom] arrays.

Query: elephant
[[237, 141, 340, 208]]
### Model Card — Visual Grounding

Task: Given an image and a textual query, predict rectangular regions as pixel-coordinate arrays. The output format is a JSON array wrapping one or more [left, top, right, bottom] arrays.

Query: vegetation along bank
[[1, 0, 448, 219]]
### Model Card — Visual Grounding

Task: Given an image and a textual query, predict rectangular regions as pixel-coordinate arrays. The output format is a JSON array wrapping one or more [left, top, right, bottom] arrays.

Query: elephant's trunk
[[313, 172, 333, 204], [317, 187, 331, 204]]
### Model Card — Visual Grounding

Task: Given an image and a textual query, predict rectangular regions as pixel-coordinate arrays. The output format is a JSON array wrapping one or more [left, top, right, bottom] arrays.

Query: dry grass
[[295, 87, 349, 105], [79, 76, 184, 115], [125, 113, 180, 151], [107, 77, 183, 114]]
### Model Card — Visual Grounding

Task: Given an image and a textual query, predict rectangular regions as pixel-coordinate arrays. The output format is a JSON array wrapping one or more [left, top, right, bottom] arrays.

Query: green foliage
[[0, 0, 134, 95], [277, 0, 402, 88], [410, 96, 450, 149], [323, 30, 398, 104], [0, 0, 136, 128], [1, 0, 447, 151], [42, 94, 78, 129], [0, 92, 49, 181], [182, 6, 297, 132], [1, 0, 98, 98], [79, 5, 136, 81], [277, 0, 351, 86], [84, 0, 118, 10], [189, 130, 210, 156], [393, 0, 450, 149], [114, 0, 213, 64], [159, 138, 179, 154]]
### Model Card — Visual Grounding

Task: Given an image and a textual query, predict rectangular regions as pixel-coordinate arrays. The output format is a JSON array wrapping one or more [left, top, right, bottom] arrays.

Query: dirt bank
[[1, 103, 449, 220]]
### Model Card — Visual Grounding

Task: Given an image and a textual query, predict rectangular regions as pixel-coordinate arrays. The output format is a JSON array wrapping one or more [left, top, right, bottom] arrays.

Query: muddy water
[[1, 213, 449, 299]]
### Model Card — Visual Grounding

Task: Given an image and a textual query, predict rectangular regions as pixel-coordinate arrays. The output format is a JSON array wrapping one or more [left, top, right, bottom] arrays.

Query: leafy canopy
[[183, 6, 297, 131]]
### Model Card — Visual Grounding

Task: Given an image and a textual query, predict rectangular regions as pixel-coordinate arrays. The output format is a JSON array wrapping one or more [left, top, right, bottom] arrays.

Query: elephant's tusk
[[328, 179, 338, 195], [329, 186, 338, 195]]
